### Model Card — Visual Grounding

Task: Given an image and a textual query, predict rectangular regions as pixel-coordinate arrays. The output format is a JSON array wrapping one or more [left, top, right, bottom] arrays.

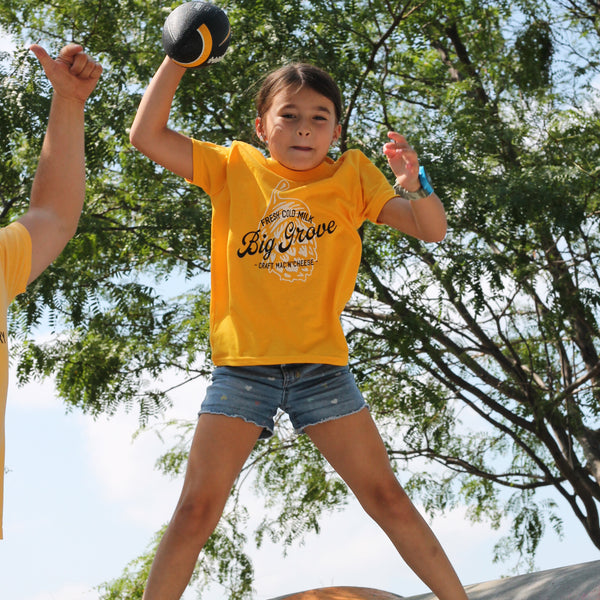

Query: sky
[[1, 29, 599, 600]]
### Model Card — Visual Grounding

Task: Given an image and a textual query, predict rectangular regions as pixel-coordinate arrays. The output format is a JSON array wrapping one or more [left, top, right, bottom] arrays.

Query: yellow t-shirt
[[188, 140, 394, 366], [0, 221, 31, 539]]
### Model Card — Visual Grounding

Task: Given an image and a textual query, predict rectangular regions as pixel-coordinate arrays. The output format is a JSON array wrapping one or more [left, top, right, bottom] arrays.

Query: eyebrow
[[280, 103, 332, 114]]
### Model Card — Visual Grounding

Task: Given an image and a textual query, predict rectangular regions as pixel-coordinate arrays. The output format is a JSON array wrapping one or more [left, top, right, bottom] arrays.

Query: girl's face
[[255, 85, 342, 171]]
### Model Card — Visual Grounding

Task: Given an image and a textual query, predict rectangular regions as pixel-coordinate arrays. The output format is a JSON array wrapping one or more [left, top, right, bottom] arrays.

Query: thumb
[[29, 43, 51, 67]]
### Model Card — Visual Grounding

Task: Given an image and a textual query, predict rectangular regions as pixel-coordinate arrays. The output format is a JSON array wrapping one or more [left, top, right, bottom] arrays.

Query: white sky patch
[[83, 413, 175, 508], [29, 583, 99, 600], [76, 367, 208, 527], [8, 373, 58, 409], [0, 30, 16, 53], [81, 408, 187, 526]]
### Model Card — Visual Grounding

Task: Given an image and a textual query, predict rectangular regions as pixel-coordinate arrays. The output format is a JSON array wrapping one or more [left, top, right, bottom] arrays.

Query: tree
[[0, 0, 598, 597]]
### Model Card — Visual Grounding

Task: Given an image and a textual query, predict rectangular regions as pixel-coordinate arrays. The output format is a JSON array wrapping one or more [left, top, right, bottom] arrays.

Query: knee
[[171, 489, 225, 536], [360, 478, 414, 523]]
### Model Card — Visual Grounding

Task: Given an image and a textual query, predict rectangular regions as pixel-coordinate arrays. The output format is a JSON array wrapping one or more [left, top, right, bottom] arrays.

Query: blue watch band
[[418, 166, 434, 196]]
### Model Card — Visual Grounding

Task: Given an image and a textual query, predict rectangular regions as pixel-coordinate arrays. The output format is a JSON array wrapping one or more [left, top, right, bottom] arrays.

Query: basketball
[[162, 2, 231, 68]]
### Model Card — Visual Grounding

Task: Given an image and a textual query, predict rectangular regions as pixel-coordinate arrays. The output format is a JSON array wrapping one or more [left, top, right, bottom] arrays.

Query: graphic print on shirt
[[236, 179, 337, 283]]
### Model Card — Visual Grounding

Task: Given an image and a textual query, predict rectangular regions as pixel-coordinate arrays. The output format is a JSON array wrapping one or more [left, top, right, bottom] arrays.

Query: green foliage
[[492, 492, 564, 573], [513, 19, 554, 92], [1, 0, 599, 597], [252, 430, 351, 551]]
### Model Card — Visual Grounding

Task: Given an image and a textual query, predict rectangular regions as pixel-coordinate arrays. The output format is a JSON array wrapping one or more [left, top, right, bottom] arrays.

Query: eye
[[282, 113, 296, 119]]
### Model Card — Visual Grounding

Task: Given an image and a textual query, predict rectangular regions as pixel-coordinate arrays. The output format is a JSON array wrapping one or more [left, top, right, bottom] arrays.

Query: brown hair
[[255, 63, 343, 124]]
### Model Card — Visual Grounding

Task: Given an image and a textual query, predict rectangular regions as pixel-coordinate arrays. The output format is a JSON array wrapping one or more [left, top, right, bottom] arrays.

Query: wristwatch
[[394, 166, 434, 200]]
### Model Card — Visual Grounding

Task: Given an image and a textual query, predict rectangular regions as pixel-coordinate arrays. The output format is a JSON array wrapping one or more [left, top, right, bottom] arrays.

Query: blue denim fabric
[[199, 363, 367, 438]]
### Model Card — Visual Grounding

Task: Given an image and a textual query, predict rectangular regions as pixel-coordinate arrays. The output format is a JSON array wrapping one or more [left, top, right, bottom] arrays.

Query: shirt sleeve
[[356, 151, 396, 224], [0, 222, 32, 301], [185, 139, 231, 196]]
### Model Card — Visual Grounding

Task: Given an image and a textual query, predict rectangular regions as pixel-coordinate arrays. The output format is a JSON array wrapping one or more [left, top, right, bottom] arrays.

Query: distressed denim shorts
[[199, 363, 367, 439]]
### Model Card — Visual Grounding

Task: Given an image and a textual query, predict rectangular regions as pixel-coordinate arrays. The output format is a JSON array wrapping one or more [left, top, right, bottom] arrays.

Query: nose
[[296, 117, 311, 136]]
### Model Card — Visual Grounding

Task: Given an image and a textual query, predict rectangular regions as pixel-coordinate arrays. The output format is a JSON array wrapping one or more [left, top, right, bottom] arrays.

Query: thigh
[[178, 413, 263, 506], [305, 408, 400, 500]]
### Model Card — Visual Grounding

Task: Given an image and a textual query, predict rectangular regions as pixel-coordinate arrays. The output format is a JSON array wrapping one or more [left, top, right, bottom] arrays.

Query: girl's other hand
[[383, 131, 420, 191]]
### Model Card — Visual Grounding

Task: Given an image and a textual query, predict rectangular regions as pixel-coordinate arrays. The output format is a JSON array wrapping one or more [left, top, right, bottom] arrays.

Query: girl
[[130, 57, 468, 600]]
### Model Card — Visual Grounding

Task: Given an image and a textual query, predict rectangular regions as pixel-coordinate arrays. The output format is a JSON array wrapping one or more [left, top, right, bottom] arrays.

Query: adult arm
[[18, 44, 102, 284]]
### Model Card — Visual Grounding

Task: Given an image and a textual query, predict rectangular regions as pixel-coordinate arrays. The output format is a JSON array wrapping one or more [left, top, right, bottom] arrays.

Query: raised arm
[[377, 132, 447, 243], [129, 57, 193, 180], [18, 44, 102, 284]]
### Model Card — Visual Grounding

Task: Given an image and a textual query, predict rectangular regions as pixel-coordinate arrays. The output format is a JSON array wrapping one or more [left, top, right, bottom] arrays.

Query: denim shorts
[[199, 363, 367, 439]]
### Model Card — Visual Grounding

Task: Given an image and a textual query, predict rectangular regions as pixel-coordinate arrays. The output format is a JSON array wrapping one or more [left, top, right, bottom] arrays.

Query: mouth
[[291, 145, 313, 152]]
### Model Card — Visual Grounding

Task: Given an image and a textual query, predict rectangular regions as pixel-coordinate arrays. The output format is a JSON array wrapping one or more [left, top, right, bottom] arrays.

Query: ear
[[255, 116, 266, 142], [331, 123, 342, 145]]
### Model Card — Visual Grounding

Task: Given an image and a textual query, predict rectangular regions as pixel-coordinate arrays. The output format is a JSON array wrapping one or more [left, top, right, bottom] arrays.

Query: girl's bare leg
[[142, 414, 262, 600], [306, 409, 469, 600]]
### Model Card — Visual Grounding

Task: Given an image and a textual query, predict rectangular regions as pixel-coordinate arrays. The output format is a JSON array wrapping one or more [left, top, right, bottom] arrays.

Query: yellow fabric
[[0, 221, 31, 539], [188, 140, 394, 366]]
